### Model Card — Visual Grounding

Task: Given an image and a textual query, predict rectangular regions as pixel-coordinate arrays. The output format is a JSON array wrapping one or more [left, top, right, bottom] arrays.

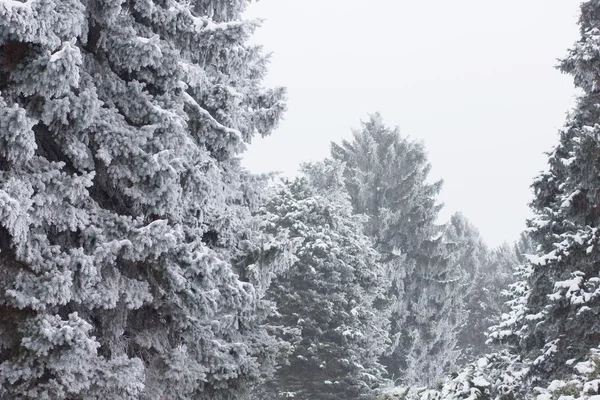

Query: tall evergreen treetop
[[331, 114, 459, 386], [0, 0, 286, 398], [260, 161, 391, 399], [331, 113, 443, 258], [503, 0, 600, 386]]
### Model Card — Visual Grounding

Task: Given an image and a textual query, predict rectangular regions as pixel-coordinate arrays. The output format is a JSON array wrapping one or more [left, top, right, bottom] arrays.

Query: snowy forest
[[0, 0, 598, 399]]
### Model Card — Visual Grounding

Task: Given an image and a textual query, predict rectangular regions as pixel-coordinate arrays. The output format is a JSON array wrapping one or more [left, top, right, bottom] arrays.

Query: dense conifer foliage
[[258, 161, 391, 399], [0, 0, 287, 398], [2, 0, 590, 398], [443, 213, 490, 363], [331, 115, 467, 385], [445, 217, 527, 365], [521, 1, 600, 380], [493, 0, 600, 394]]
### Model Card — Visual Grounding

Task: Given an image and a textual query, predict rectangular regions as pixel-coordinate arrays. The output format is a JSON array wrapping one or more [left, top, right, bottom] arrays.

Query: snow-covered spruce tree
[[378, 358, 495, 400], [458, 3, 600, 397], [259, 161, 391, 400], [442, 213, 490, 364], [375, 232, 535, 400], [395, 233, 535, 400], [444, 216, 530, 366], [502, 0, 600, 389], [331, 114, 461, 386], [0, 0, 287, 398]]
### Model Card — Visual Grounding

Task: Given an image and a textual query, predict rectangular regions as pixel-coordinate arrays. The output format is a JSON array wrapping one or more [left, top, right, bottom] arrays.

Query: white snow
[[471, 376, 490, 387], [561, 156, 577, 166], [560, 190, 580, 209], [584, 380, 600, 393], [0, 0, 30, 9], [476, 357, 488, 369], [182, 92, 243, 141], [136, 36, 157, 44], [577, 306, 591, 316], [528, 250, 558, 266], [50, 46, 68, 63], [547, 380, 566, 391], [574, 360, 594, 374]]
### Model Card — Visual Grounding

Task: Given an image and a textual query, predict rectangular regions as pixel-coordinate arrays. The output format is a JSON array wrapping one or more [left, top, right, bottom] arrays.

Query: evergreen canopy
[[0, 0, 286, 398]]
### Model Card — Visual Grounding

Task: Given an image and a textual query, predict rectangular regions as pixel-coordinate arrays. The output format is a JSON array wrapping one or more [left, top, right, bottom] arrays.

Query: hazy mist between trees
[[0, 0, 599, 399]]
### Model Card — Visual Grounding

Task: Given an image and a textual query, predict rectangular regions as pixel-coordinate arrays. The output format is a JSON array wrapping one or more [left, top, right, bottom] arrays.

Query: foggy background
[[242, 0, 582, 247]]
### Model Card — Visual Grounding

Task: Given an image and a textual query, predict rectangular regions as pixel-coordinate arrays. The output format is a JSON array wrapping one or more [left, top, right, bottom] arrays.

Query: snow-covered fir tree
[[258, 161, 391, 399], [511, 0, 600, 388], [376, 235, 534, 399], [444, 215, 528, 366], [442, 213, 490, 364], [331, 114, 461, 386], [0, 0, 287, 398]]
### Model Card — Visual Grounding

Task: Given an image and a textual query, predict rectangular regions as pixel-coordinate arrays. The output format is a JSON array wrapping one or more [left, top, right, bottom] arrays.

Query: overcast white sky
[[241, 0, 582, 247]]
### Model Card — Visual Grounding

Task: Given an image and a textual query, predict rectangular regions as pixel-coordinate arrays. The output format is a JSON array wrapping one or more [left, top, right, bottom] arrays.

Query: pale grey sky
[[241, 0, 582, 247]]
